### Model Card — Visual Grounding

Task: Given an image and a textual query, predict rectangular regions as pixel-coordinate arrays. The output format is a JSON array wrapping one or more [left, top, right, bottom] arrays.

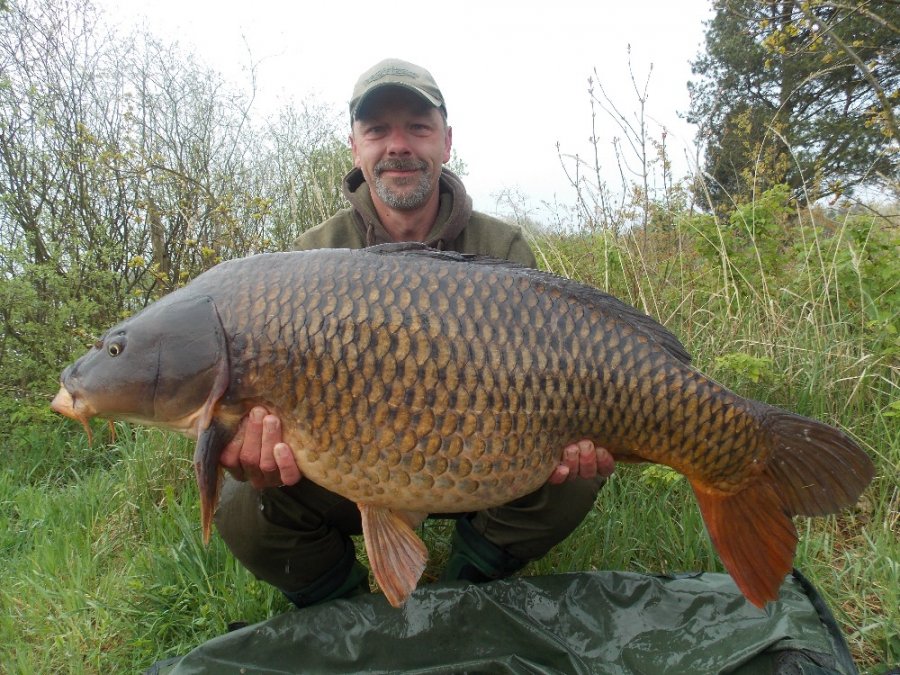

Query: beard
[[372, 158, 433, 210]]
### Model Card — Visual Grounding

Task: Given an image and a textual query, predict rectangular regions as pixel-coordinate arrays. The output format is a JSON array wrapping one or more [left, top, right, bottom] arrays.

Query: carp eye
[[107, 342, 123, 357]]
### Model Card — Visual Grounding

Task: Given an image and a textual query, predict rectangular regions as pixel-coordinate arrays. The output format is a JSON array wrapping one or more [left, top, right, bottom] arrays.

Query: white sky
[[94, 0, 712, 219]]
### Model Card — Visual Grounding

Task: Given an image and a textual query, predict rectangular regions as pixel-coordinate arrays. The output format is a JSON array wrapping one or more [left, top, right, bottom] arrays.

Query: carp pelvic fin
[[690, 478, 797, 608], [358, 504, 428, 608]]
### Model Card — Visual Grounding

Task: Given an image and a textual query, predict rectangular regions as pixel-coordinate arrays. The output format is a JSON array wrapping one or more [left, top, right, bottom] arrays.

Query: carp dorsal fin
[[364, 242, 524, 268], [358, 503, 428, 608], [362, 243, 691, 365], [535, 273, 693, 365]]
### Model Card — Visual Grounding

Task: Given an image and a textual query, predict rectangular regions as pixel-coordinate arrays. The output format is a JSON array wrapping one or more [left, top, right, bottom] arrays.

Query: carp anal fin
[[359, 503, 428, 608], [690, 478, 797, 608]]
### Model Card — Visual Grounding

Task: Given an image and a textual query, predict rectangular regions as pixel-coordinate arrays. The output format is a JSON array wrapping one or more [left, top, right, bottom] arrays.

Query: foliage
[[0, 0, 352, 414], [687, 0, 899, 208], [713, 352, 777, 385]]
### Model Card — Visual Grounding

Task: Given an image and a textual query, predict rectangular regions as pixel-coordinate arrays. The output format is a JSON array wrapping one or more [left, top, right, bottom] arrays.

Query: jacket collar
[[342, 167, 473, 248]]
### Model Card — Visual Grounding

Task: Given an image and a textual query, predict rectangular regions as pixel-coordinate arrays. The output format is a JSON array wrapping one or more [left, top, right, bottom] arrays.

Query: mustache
[[374, 158, 428, 175]]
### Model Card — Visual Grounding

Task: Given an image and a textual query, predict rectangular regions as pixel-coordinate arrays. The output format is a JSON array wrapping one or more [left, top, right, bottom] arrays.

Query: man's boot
[[281, 545, 370, 609], [440, 515, 527, 583]]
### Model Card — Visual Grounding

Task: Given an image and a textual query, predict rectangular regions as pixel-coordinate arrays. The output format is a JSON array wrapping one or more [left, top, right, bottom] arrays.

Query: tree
[[0, 0, 350, 410], [688, 0, 899, 208]]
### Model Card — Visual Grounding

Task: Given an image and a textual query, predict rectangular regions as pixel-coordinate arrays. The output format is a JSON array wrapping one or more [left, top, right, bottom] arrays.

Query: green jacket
[[293, 168, 536, 267]]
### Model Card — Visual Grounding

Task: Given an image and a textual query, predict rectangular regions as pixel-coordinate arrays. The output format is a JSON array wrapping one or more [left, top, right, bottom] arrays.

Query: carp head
[[52, 293, 231, 542]]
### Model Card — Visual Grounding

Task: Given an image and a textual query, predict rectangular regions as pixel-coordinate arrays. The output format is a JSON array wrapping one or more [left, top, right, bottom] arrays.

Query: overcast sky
[[94, 0, 712, 218]]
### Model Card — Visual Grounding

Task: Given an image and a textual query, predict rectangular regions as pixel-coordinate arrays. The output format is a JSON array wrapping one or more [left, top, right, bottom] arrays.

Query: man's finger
[[595, 445, 616, 478], [548, 464, 570, 485], [238, 407, 267, 467], [219, 420, 247, 480], [563, 443, 580, 473], [549, 443, 581, 485], [576, 439, 598, 479], [274, 443, 302, 486], [258, 415, 282, 474]]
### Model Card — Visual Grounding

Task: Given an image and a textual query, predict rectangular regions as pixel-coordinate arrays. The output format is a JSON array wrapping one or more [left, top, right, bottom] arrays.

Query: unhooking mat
[[149, 570, 857, 674]]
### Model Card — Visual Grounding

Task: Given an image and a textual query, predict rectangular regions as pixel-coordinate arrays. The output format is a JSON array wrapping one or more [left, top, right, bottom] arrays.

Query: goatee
[[373, 158, 432, 210]]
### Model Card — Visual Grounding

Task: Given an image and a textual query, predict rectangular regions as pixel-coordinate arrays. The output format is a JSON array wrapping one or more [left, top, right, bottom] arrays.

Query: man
[[214, 59, 615, 608]]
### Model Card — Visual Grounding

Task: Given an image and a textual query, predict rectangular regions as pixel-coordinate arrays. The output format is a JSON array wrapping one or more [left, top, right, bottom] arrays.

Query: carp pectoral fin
[[690, 478, 797, 609], [358, 503, 428, 608], [191, 298, 232, 545], [194, 419, 229, 544]]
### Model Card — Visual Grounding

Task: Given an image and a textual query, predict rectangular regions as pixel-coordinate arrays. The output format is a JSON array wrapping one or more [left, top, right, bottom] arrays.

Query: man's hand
[[548, 439, 615, 485], [219, 406, 302, 489]]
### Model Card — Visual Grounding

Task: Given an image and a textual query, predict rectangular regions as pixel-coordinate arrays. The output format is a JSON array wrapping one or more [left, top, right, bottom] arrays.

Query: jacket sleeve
[[506, 232, 538, 269], [292, 210, 366, 251]]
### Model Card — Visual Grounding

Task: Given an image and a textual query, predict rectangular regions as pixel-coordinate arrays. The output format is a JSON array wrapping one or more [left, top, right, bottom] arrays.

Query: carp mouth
[[51, 383, 211, 440], [51, 385, 97, 442]]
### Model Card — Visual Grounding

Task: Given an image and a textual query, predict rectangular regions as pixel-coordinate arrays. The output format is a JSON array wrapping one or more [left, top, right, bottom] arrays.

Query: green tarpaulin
[[150, 570, 856, 674]]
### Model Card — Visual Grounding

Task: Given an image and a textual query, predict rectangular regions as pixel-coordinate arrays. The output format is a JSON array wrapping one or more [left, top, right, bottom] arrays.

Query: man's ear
[[443, 126, 453, 164], [349, 133, 361, 167]]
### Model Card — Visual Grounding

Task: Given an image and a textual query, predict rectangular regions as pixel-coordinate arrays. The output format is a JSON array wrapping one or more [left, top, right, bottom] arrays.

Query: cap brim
[[351, 83, 443, 118]]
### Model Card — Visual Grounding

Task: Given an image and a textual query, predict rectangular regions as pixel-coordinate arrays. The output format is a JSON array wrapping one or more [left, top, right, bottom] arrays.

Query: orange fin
[[191, 301, 232, 545], [759, 408, 874, 516], [691, 478, 797, 608], [358, 504, 428, 608], [194, 419, 229, 544]]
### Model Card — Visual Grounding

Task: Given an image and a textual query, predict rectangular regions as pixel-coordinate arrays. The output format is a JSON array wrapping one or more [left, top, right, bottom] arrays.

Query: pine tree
[[688, 0, 899, 208]]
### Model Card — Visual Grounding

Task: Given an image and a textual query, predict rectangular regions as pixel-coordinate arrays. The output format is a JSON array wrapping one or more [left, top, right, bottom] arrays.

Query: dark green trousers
[[214, 474, 604, 594]]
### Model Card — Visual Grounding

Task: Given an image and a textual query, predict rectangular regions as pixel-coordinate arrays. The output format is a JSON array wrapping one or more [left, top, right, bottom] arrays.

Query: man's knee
[[472, 476, 605, 561], [214, 475, 264, 561], [213, 476, 358, 591]]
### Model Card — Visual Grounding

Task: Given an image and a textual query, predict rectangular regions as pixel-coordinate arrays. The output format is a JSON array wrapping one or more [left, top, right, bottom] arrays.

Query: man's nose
[[385, 128, 412, 155]]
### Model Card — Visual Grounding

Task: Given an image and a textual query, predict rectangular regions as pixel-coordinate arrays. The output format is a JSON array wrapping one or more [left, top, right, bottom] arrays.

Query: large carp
[[52, 243, 874, 608]]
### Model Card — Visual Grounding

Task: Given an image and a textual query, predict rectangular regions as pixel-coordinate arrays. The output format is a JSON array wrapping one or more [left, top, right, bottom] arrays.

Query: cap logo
[[365, 66, 419, 84]]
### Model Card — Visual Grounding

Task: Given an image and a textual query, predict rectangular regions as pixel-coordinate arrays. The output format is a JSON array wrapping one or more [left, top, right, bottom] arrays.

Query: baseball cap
[[350, 58, 445, 120]]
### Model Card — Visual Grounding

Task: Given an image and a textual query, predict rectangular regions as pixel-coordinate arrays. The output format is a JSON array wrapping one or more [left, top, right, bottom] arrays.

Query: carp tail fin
[[690, 478, 797, 608], [759, 408, 874, 517], [690, 407, 874, 608], [359, 504, 428, 608]]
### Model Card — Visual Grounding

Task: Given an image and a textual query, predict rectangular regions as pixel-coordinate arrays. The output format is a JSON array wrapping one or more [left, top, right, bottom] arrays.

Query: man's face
[[350, 87, 452, 211]]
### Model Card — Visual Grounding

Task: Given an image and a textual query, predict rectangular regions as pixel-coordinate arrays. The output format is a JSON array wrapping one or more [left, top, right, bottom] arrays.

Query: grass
[[1, 426, 289, 672], [2, 202, 897, 672]]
